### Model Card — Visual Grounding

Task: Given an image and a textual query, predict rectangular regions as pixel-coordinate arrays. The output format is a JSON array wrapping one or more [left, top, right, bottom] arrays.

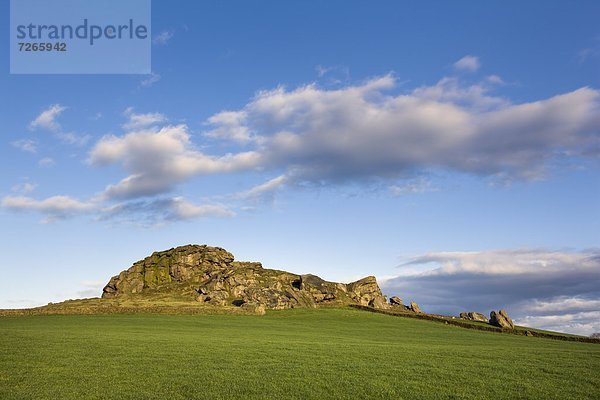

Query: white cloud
[[486, 75, 504, 85], [11, 182, 37, 194], [89, 124, 261, 199], [514, 311, 600, 337], [1, 195, 96, 223], [29, 104, 66, 132], [140, 72, 161, 88], [412, 76, 508, 111], [316, 65, 331, 77], [0, 191, 232, 225], [315, 65, 350, 84], [204, 111, 253, 143], [1, 195, 94, 213], [28, 104, 88, 145], [38, 157, 55, 167], [578, 37, 600, 63], [13, 70, 600, 226], [56, 132, 90, 146], [453, 55, 481, 72], [122, 108, 167, 130], [400, 249, 599, 276], [521, 297, 600, 314], [170, 197, 234, 219], [390, 178, 436, 196], [382, 249, 600, 335], [11, 139, 37, 153], [100, 196, 234, 226], [84, 75, 600, 203], [153, 30, 174, 45], [238, 175, 288, 199], [205, 75, 600, 187]]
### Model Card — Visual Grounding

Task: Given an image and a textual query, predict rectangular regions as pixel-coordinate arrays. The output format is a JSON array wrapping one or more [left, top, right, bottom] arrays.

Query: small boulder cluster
[[389, 296, 423, 313], [460, 309, 515, 329], [459, 312, 488, 323]]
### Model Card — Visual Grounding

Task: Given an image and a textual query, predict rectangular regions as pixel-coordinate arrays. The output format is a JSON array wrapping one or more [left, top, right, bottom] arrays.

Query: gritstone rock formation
[[489, 309, 514, 329], [459, 312, 489, 323], [102, 244, 390, 310]]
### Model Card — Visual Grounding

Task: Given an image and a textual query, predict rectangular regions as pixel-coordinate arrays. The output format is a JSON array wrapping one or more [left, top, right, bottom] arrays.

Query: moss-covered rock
[[102, 244, 389, 310]]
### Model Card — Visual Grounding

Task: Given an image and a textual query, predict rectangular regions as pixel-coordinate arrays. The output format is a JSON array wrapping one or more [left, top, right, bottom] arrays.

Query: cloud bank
[[82, 74, 600, 205], [381, 249, 600, 335], [4, 70, 600, 223], [204, 75, 599, 187]]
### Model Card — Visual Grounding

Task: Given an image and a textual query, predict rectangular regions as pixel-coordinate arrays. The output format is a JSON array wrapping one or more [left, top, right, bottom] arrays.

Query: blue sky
[[1, 1, 599, 335]]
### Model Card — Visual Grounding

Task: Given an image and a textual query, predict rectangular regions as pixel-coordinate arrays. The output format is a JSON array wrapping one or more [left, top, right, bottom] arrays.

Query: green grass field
[[0, 308, 598, 400]]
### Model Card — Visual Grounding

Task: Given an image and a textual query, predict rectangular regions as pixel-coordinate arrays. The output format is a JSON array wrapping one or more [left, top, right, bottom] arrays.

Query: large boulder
[[489, 310, 514, 329], [102, 244, 389, 311], [347, 276, 390, 309], [408, 301, 423, 313], [459, 312, 488, 323], [389, 296, 403, 307]]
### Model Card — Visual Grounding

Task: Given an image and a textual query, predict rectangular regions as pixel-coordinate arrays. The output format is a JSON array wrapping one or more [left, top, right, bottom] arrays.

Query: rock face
[[459, 312, 489, 323], [102, 245, 390, 310], [489, 310, 514, 329]]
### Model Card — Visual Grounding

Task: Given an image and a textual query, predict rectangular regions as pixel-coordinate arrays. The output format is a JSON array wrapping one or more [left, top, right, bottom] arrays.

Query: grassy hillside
[[0, 308, 598, 399]]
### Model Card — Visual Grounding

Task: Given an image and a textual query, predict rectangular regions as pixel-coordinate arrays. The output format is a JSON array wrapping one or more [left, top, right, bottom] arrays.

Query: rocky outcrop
[[459, 312, 488, 323], [489, 310, 514, 329], [389, 296, 403, 307], [102, 244, 389, 311]]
